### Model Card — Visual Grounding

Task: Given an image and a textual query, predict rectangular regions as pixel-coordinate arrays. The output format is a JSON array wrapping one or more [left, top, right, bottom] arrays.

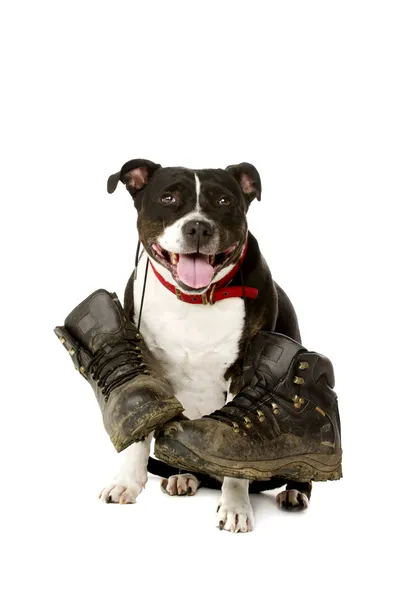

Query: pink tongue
[[177, 254, 215, 289]]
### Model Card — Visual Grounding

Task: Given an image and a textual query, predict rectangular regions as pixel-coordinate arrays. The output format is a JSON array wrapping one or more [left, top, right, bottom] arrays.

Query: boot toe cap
[[104, 381, 183, 450]]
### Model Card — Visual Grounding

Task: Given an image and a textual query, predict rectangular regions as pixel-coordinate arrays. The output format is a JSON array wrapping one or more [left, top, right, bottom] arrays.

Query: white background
[[1, 1, 397, 598]]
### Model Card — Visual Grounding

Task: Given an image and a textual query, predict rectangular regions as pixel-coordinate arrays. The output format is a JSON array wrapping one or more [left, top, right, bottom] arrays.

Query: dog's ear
[[225, 162, 261, 204], [107, 159, 161, 197]]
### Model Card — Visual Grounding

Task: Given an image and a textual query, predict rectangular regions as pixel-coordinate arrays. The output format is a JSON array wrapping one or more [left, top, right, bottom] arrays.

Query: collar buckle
[[208, 284, 216, 305]]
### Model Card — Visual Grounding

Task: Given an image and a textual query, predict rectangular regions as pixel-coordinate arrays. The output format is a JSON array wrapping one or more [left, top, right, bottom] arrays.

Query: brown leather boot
[[155, 331, 342, 482], [54, 289, 183, 452]]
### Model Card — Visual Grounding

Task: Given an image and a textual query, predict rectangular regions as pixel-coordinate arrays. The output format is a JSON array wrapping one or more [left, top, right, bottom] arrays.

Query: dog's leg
[[215, 388, 253, 532], [99, 434, 152, 504], [160, 473, 200, 496], [217, 477, 253, 533], [276, 481, 312, 511]]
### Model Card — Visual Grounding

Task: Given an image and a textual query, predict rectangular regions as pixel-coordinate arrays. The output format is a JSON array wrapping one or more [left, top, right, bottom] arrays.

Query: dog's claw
[[216, 502, 254, 533], [276, 489, 309, 511], [160, 474, 199, 496]]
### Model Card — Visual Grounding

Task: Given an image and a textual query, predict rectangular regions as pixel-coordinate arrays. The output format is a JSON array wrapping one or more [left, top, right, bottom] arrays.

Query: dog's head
[[108, 160, 261, 292]]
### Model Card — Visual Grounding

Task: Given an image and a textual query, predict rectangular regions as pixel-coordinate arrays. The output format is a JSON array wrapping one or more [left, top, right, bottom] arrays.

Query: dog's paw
[[276, 489, 309, 511], [217, 501, 254, 533], [99, 479, 145, 504], [160, 473, 199, 496]]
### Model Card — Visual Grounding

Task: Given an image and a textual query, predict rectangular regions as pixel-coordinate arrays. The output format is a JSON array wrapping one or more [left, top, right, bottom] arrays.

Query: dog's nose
[[183, 220, 214, 244]]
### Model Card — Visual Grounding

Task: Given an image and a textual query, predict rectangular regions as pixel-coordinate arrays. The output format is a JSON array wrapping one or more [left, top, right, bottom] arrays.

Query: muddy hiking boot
[[155, 331, 342, 482], [54, 289, 183, 452]]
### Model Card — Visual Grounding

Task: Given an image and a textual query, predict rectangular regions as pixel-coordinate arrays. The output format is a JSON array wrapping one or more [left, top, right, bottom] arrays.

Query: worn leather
[[54, 289, 183, 451], [155, 331, 342, 481]]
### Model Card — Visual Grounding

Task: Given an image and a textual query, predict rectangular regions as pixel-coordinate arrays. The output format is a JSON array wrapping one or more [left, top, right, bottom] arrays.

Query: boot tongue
[[244, 332, 306, 388], [65, 290, 125, 353], [176, 253, 214, 289]]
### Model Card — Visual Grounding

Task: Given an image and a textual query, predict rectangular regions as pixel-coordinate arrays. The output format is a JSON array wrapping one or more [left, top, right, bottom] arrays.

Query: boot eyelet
[[293, 376, 304, 385], [243, 416, 252, 428], [298, 361, 309, 370], [292, 394, 302, 409], [256, 409, 265, 423], [68, 348, 76, 356], [58, 337, 66, 344], [271, 402, 279, 415], [79, 366, 86, 374], [292, 394, 305, 405], [135, 333, 141, 340], [232, 421, 240, 433]]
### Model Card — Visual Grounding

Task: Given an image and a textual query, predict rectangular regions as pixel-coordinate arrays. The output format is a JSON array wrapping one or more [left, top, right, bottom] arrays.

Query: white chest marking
[[134, 255, 245, 419]]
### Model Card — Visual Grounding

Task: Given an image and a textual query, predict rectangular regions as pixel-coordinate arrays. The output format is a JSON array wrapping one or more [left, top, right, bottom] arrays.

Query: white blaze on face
[[194, 172, 201, 210]]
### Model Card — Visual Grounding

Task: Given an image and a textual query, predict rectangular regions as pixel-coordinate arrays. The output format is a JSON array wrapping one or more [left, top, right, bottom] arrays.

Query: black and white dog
[[101, 159, 301, 532]]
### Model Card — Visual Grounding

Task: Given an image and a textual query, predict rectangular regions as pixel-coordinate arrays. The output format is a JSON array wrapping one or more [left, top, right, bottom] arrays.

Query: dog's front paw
[[217, 501, 254, 533], [276, 489, 309, 511], [160, 473, 199, 496], [99, 479, 145, 504]]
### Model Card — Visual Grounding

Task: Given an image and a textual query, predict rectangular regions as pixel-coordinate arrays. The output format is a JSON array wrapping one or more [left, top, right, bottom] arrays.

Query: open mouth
[[152, 243, 237, 290]]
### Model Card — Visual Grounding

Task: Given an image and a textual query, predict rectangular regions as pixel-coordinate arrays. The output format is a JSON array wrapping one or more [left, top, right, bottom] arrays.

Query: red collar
[[149, 242, 258, 305]]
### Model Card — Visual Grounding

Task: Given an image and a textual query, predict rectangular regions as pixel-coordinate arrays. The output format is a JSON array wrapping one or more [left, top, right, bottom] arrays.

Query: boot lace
[[86, 336, 150, 401], [208, 370, 304, 436]]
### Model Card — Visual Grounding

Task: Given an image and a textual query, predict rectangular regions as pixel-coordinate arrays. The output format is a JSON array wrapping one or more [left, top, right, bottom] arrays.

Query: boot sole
[[155, 438, 342, 482], [111, 401, 184, 452]]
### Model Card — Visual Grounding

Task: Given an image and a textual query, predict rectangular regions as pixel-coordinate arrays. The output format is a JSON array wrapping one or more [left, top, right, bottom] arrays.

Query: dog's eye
[[219, 197, 232, 207], [159, 194, 177, 205]]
